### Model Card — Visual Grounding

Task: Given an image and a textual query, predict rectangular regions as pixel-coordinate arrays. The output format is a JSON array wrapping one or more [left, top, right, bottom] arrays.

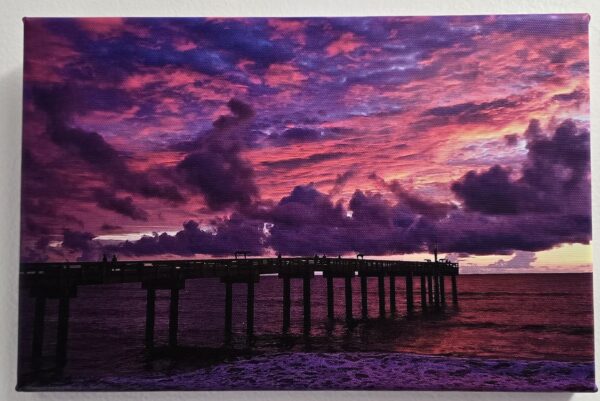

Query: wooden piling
[[451, 275, 458, 304], [427, 274, 434, 304], [326, 276, 334, 320], [31, 297, 46, 370], [420, 274, 427, 308], [344, 276, 352, 322], [360, 275, 368, 318], [434, 271, 441, 306], [145, 289, 155, 348], [224, 282, 233, 339], [378, 274, 385, 317], [283, 277, 291, 331], [389, 275, 396, 314], [406, 272, 414, 311], [303, 275, 311, 331], [247, 280, 255, 337], [440, 274, 446, 304], [55, 297, 70, 368], [169, 288, 179, 347]]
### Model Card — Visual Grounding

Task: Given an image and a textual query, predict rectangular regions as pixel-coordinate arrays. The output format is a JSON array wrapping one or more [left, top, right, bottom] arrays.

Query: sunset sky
[[21, 15, 591, 272]]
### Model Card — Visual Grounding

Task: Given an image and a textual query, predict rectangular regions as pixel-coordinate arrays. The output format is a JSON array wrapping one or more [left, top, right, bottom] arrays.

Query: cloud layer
[[20, 16, 591, 264]]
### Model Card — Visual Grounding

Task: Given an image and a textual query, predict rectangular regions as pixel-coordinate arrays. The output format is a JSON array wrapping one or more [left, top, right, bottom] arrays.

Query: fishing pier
[[20, 255, 459, 372]]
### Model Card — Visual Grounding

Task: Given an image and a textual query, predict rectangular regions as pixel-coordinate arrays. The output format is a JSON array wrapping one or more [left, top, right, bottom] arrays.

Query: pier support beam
[[31, 297, 46, 370], [406, 272, 414, 312], [145, 289, 156, 348], [360, 275, 368, 318], [55, 297, 70, 369], [246, 280, 255, 337], [224, 282, 233, 340], [440, 275, 446, 304], [326, 276, 334, 320], [434, 271, 441, 306], [378, 274, 386, 317], [427, 274, 434, 304], [451, 275, 458, 304], [143, 278, 184, 348], [303, 275, 311, 332], [344, 277, 353, 322], [420, 275, 427, 308], [389, 275, 396, 314], [283, 277, 291, 331], [29, 283, 77, 372], [169, 288, 179, 347]]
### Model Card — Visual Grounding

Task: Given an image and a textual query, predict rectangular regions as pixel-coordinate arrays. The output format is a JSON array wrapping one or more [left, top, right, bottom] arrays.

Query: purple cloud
[[176, 98, 260, 210], [93, 189, 149, 221], [452, 119, 590, 215]]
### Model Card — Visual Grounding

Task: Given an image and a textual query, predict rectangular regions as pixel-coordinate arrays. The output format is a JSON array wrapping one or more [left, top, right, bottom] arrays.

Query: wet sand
[[39, 352, 596, 391]]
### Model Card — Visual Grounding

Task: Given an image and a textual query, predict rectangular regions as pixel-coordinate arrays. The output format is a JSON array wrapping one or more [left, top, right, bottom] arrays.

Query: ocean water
[[17, 273, 595, 390]]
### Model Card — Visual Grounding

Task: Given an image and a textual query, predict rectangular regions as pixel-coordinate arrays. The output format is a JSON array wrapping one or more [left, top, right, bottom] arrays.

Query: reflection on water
[[18, 273, 594, 383]]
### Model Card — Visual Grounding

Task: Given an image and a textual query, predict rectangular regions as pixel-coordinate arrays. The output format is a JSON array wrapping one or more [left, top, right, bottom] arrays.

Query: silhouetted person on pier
[[102, 254, 108, 263], [111, 255, 117, 263]]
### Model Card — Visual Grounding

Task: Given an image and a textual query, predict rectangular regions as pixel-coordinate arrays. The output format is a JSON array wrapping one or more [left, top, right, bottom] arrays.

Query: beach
[[35, 351, 595, 391]]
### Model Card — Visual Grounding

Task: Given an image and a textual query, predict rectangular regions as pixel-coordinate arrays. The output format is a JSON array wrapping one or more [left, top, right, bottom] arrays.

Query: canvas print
[[17, 15, 594, 391]]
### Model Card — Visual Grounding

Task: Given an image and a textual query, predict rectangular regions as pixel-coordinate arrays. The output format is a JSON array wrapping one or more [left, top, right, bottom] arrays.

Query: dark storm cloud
[[266, 185, 354, 255], [451, 165, 532, 214], [212, 98, 255, 129], [100, 223, 123, 231], [93, 189, 149, 221], [176, 98, 260, 210], [20, 149, 71, 208], [431, 211, 591, 255], [412, 98, 520, 129], [265, 185, 441, 256], [270, 127, 323, 144], [107, 117, 591, 259], [329, 168, 357, 195], [261, 152, 348, 170], [110, 217, 265, 257], [423, 99, 516, 117], [420, 98, 519, 127], [259, 119, 591, 256], [504, 134, 519, 146], [551, 89, 586, 102], [31, 85, 185, 203], [62, 229, 95, 252], [452, 119, 590, 215], [370, 173, 455, 219]]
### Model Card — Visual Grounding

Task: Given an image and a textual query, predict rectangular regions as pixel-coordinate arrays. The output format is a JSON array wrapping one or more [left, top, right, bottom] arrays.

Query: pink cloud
[[77, 18, 150, 39], [264, 63, 308, 87], [267, 19, 307, 45], [326, 32, 364, 56], [24, 20, 79, 83]]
